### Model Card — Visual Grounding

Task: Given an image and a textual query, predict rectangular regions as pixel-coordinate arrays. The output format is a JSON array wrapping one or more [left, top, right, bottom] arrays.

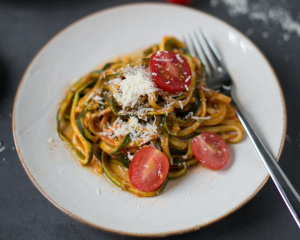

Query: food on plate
[[191, 132, 230, 170], [57, 36, 244, 196]]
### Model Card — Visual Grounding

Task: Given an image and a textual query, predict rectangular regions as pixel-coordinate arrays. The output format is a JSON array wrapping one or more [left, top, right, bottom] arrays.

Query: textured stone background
[[1, 0, 300, 239]]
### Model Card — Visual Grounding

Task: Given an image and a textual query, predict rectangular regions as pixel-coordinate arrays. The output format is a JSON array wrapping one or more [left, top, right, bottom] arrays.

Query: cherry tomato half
[[150, 51, 192, 92], [167, 0, 192, 4], [191, 131, 230, 170], [129, 147, 169, 192]]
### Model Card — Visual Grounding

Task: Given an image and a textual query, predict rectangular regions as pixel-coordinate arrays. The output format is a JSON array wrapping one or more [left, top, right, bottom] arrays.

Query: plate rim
[[12, 2, 287, 237]]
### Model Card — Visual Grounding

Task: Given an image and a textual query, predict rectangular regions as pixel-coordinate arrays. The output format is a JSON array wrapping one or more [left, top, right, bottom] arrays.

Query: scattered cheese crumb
[[0, 146, 5, 153], [222, 0, 249, 17], [185, 76, 191, 82], [127, 152, 134, 161], [245, 27, 255, 36], [176, 54, 184, 63], [189, 198, 192, 202], [93, 95, 104, 105], [262, 32, 269, 38], [137, 206, 141, 210], [85, 92, 95, 103], [118, 165, 125, 174], [283, 33, 290, 42], [96, 188, 101, 195], [153, 58, 173, 62], [210, 0, 219, 7], [178, 101, 183, 110], [149, 141, 156, 148], [48, 137, 54, 143], [192, 116, 211, 121], [184, 85, 189, 91]]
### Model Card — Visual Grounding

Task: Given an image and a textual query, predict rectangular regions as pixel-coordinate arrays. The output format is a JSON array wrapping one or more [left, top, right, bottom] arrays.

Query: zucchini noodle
[[57, 37, 244, 196]]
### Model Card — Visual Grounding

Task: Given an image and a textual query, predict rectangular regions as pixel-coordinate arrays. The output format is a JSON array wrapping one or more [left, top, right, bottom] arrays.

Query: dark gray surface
[[1, 0, 300, 239]]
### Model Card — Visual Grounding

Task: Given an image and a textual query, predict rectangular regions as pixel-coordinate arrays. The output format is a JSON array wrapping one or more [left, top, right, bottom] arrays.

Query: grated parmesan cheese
[[192, 116, 211, 121], [184, 84, 189, 91], [100, 117, 158, 145], [0, 146, 5, 153], [178, 101, 183, 110], [112, 66, 159, 109], [153, 58, 173, 62], [176, 54, 184, 63], [185, 76, 191, 82], [85, 92, 95, 103], [127, 152, 134, 161], [149, 141, 157, 149]]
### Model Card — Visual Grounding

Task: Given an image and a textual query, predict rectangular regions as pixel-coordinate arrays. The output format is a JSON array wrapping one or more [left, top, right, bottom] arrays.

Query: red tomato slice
[[191, 131, 230, 170], [167, 0, 192, 4], [129, 147, 169, 192], [150, 51, 192, 92]]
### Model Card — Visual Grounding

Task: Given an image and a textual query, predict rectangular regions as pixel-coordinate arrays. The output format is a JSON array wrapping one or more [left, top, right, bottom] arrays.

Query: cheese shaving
[[178, 101, 183, 110], [192, 116, 211, 120], [176, 54, 184, 63], [112, 66, 159, 109], [100, 117, 158, 144], [127, 152, 134, 161], [93, 95, 104, 105], [185, 76, 191, 82], [153, 58, 173, 62]]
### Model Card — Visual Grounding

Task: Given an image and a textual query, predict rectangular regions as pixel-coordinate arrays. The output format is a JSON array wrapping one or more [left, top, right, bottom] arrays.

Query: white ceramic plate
[[13, 3, 286, 237]]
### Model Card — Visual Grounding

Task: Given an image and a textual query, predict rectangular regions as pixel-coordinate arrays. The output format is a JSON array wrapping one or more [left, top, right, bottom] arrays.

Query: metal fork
[[184, 29, 300, 228]]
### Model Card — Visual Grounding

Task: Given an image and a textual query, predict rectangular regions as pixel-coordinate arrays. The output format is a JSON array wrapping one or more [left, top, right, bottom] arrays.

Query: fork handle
[[230, 99, 300, 228]]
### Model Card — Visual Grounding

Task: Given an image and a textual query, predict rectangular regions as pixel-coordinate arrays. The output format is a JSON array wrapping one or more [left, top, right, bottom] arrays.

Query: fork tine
[[182, 35, 192, 56], [192, 31, 216, 76], [189, 33, 212, 76], [199, 29, 225, 73]]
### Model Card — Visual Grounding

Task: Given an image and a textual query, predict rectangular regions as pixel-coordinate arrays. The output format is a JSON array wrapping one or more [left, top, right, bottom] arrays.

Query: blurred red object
[[167, 0, 192, 4]]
